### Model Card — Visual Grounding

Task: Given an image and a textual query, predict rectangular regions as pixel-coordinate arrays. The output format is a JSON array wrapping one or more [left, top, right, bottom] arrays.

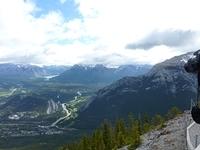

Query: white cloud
[[126, 30, 198, 50], [75, 0, 200, 45], [72, 0, 200, 65], [0, 0, 89, 65], [1, 0, 200, 66]]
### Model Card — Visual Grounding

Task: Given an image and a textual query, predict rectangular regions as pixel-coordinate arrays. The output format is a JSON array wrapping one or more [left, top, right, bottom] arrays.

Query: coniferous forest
[[60, 107, 181, 150]]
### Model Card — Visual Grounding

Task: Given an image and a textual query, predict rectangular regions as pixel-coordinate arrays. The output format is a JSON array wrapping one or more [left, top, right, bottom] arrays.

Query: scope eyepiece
[[191, 106, 200, 124], [184, 50, 200, 73]]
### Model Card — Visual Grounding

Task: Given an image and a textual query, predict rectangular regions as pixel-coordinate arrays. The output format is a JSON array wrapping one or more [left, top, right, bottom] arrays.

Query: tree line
[[60, 107, 181, 150]]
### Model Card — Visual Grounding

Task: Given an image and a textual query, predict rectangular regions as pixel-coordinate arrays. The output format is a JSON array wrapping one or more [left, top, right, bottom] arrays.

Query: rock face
[[118, 112, 193, 150], [46, 100, 61, 114], [136, 111, 192, 150]]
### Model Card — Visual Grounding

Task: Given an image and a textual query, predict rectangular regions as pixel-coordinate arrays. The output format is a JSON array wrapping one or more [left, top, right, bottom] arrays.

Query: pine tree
[[115, 119, 126, 136], [131, 120, 141, 147], [152, 114, 164, 127], [166, 106, 181, 120], [128, 113, 135, 127], [102, 120, 113, 150], [142, 113, 151, 124], [62, 107, 183, 150], [91, 129, 105, 150], [79, 136, 91, 150], [114, 119, 126, 148], [142, 122, 151, 133], [126, 113, 135, 144]]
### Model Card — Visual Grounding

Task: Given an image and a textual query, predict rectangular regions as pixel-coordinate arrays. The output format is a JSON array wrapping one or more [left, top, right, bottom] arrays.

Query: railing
[[187, 122, 200, 150]]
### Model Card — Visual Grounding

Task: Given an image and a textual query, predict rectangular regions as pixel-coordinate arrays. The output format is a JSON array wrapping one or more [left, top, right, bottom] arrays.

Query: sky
[[0, 0, 200, 66]]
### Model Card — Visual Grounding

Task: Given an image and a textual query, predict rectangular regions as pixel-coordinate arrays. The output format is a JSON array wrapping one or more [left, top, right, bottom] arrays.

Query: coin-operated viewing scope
[[184, 50, 200, 124]]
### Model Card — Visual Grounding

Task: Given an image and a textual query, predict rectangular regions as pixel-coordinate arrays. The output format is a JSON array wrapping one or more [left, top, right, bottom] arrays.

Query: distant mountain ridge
[[51, 64, 152, 84], [0, 63, 151, 85], [73, 52, 196, 128], [0, 63, 68, 79]]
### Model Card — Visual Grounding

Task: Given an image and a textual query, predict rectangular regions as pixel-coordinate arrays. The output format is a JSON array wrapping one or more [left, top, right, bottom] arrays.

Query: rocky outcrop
[[136, 111, 192, 150], [118, 111, 193, 150], [46, 100, 61, 114]]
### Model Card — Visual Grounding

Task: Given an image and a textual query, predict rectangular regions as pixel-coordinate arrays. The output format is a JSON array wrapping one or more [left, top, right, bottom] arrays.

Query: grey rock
[[136, 111, 192, 150]]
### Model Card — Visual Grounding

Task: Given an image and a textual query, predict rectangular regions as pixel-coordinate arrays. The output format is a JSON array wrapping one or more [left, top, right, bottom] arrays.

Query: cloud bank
[[126, 30, 197, 50], [1, 0, 200, 66]]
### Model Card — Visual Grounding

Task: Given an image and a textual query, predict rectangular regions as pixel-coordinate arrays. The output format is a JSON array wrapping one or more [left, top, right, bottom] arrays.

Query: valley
[[0, 78, 97, 150], [0, 1, 197, 149], [0, 56, 195, 150], [51, 94, 89, 127]]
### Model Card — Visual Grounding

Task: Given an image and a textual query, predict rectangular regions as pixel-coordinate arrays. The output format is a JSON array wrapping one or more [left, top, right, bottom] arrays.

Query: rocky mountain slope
[[74, 53, 196, 128], [136, 112, 191, 150], [42, 65, 69, 75], [119, 111, 192, 150]]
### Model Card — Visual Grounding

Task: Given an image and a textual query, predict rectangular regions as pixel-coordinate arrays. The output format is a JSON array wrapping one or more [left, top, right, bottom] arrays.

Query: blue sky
[[33, 0, 81, 20], [0, 0, 200, 66]]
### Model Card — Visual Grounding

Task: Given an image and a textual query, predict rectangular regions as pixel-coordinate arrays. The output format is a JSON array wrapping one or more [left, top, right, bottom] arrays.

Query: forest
[[60, 107, 182, 150]]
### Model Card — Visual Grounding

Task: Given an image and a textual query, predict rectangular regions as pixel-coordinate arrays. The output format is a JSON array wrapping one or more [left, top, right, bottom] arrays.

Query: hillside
[[62, 107, 188, 150], [118, 111, 192, 150], [136, 111, 191, 150]]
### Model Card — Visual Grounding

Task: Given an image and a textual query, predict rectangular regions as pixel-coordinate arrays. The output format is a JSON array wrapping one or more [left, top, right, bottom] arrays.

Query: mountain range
[[0, 63, 151, 82], [0, 63, 68, 79], [0, 53, 196, 130], [0, 52, 197, 150], [0, 63, 151, 124], [51, 64, 152, 85], [73, 52, 196, 129]]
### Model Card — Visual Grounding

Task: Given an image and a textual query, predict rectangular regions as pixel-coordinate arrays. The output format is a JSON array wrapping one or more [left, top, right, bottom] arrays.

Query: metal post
[[191, 99, 195, 111], [195, 135, 198, 148], [197, 73, 200, 107]]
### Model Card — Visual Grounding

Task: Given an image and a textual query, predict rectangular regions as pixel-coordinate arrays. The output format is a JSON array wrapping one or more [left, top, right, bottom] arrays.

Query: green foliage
[[63, 107, 182, 150], [91, 129, 105, 150], [102, 120, 113, 150], [166, 106, 182, 120], [152, 114, 164, 126], [114, 119, 126, 148], [80, 136, 91, 150], [130, 120, 140, 147]]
